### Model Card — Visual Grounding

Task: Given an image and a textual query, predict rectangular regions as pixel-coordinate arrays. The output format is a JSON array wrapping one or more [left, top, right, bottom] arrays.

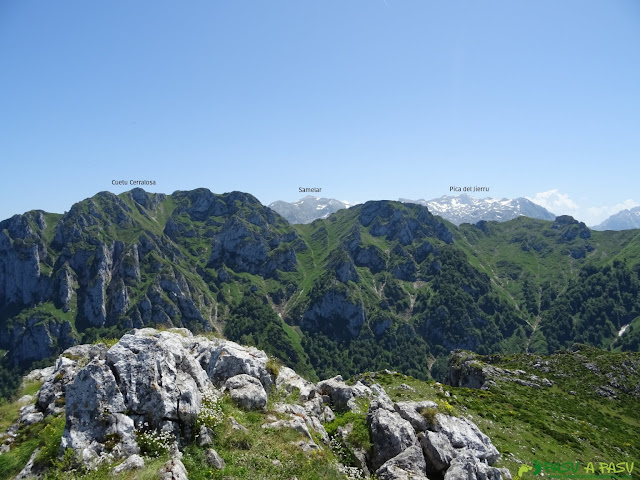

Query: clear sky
[[1, 1, 638, 225]]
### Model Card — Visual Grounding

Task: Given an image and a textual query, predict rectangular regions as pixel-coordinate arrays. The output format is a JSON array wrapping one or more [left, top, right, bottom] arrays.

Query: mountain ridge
[[401, 194, 556, 225], [269, 193, 557, 226], [2, 188, 640, 403], [268, 196, 351, 224], [593, 206, 640, 231]]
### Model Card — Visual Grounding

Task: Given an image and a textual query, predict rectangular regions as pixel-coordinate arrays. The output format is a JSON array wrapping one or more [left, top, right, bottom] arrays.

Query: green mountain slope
[[443, 345, 640, 477], [285, 201, 530, 380], [455, 216, 640, 355], [2, 188, 640, 403]]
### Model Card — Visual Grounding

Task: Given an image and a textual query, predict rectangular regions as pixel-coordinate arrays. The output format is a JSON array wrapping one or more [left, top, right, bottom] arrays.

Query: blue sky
[[1, 1, 638, 225]]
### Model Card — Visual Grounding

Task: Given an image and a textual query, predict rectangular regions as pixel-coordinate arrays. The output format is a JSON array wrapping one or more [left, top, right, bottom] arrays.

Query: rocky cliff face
[[167, 189, 303, 278], [358, 201, 453, 246], [7, 316, 76, 367], [447, 350, 555, 390], [292, 201, 454, 344], [0, 191, 536, 386], [0, 189, 306, 368], [0, 211, 52, 307], [1, 329, 511, 480], [301, 287, 367, 340]]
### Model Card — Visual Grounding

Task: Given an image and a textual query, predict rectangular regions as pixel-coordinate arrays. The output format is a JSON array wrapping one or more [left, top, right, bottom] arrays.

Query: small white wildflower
[[197, 390, 224, 431], [134, 425, 174, 458]]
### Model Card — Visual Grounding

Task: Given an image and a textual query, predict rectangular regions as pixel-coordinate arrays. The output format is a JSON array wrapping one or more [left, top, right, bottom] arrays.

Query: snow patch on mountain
[[270, 194, 556, 226], [400, 194, 555, 226], [269, 196, 350, 224]]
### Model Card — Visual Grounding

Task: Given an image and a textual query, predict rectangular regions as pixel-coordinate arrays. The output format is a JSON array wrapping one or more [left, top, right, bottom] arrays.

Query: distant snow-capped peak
[[592, 206, 640, 231], [269, 194, 556, 225], [268, 196, 349, 224], [400, 194, 555, 225]]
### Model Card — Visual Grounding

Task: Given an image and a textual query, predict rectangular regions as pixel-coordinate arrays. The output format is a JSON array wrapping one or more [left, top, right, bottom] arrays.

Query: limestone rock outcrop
[[447, 350, 554, 391], [51, 328, 279, 465], [3, 329, 510, 480], [368, 407, 417, 470]]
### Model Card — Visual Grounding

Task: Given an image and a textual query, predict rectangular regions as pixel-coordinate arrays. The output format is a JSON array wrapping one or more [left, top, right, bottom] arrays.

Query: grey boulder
[[61, 360, 138, 462], [273, 402, 329, 443], [196, 426, 214, 447], [37, 344, 108, 416], [419, 430, 456, 473], [158, 457, 189, 480], [205, 448, 226, 469], [376, 445, 430, 480], [112, 454, 145, 474], [394, 401, 438, 433], [106, 329, 212, 428], [444, 454, 512, 480], [317, 375, 367, 412], [435, 414, 500, 465], [195, 338, 274, 390], [225, 374, 268, 411], [276, 366, 316, 401], [262, 416, 313, 440], [368, 407, 417, 470]]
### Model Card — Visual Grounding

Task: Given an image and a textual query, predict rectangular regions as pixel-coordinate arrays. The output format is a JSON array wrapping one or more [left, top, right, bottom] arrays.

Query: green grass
[[611, 315, 640, 352], [34, 415, 66, 469], [0, 414, 65, 479], [325, 409, 373, 452], [0, 435, 40, 479], [21, 381, 42, 397], [41, 453, 170, 480], [182, 394, 345, 480], [0, 379, 42, 432], [42, 212, 64, 244], [8, 301, 77, 330], [279, 321, 317, 381]]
